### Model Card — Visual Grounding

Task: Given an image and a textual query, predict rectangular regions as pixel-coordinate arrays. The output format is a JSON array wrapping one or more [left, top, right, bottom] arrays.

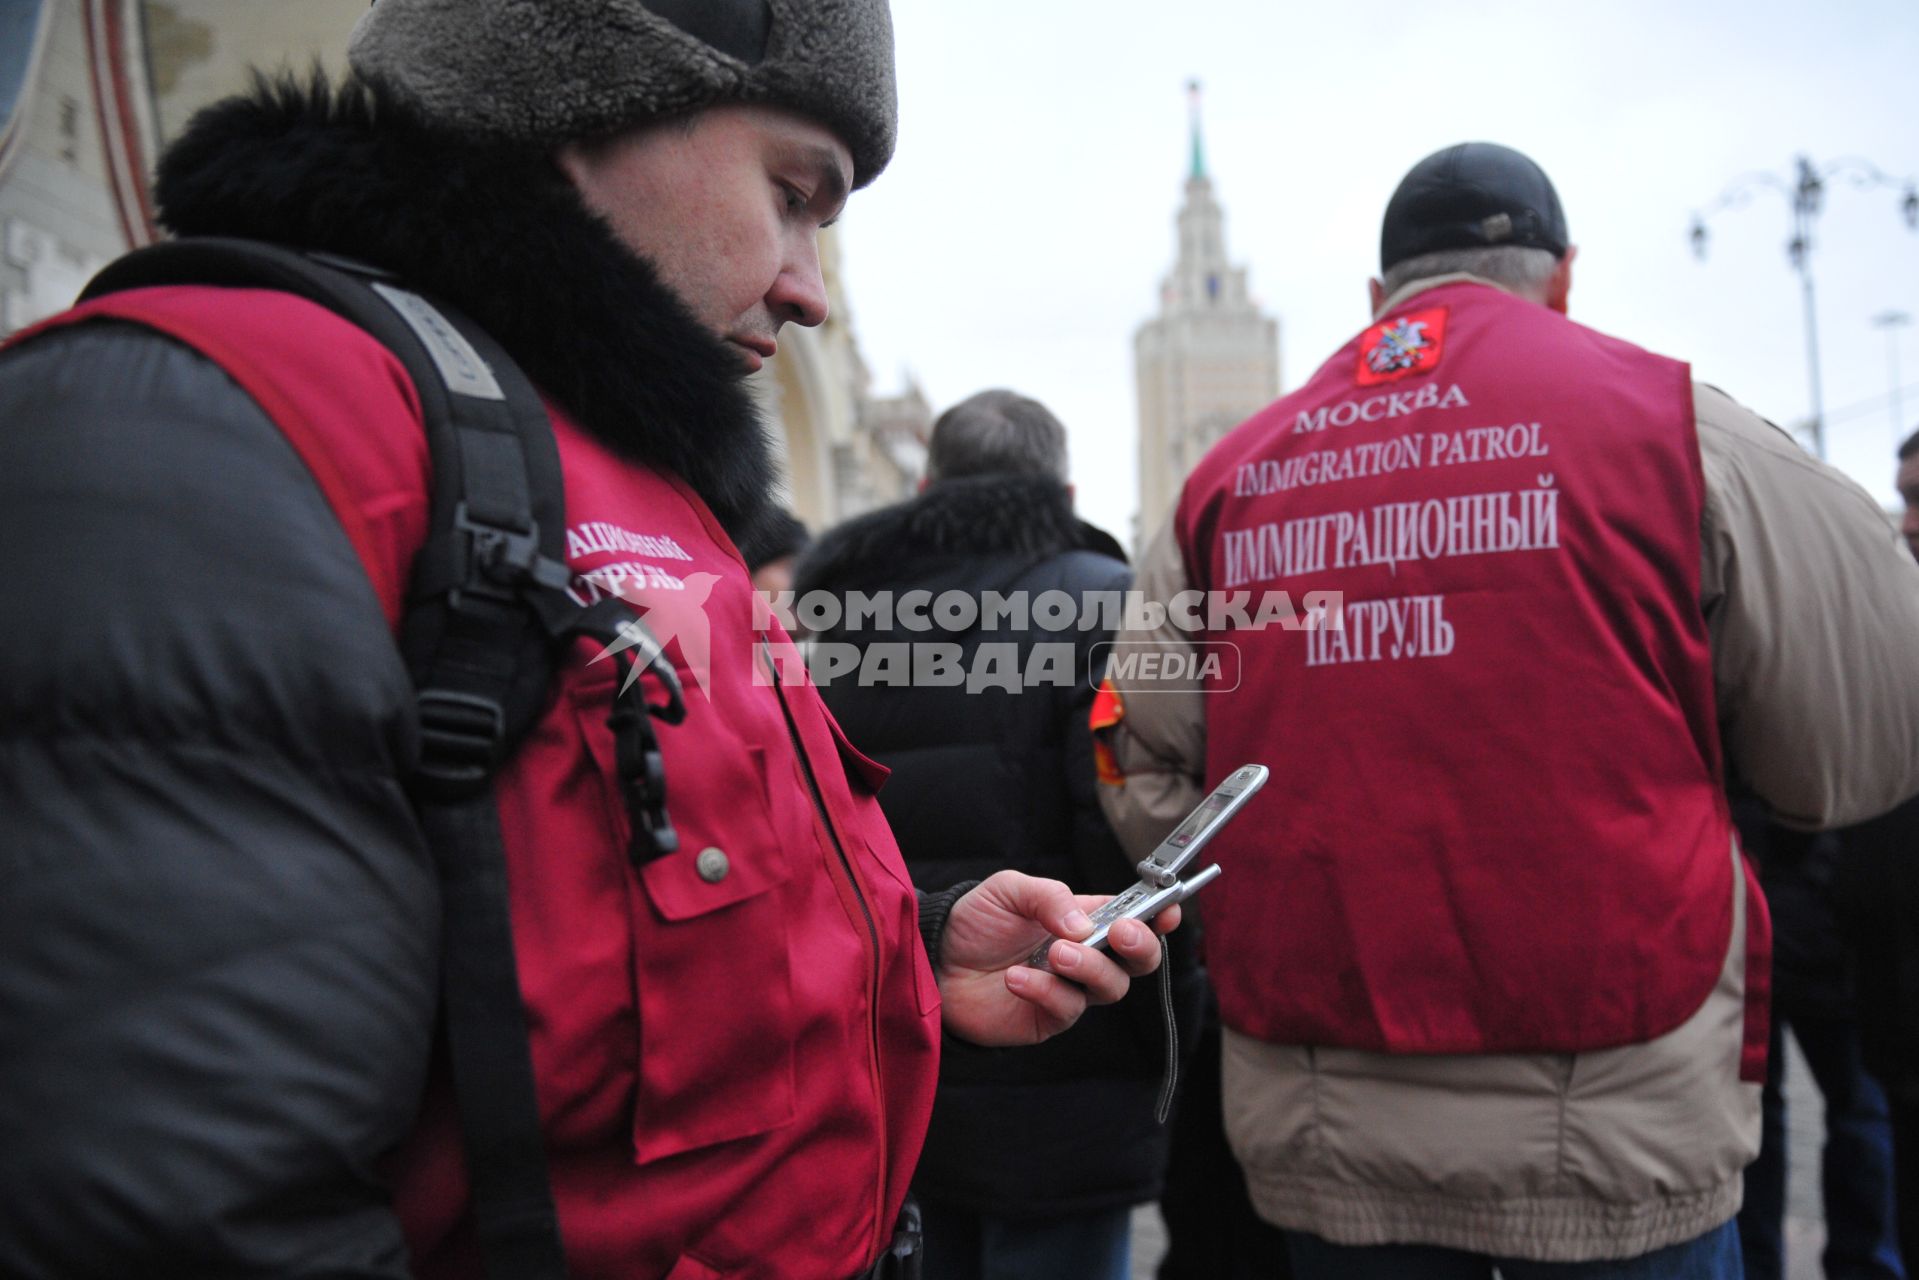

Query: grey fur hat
[[347, 0, 897, 186]]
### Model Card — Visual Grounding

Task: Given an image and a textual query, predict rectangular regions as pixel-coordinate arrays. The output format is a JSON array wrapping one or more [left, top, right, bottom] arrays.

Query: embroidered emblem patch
[[1356, 307, 1448, 386]]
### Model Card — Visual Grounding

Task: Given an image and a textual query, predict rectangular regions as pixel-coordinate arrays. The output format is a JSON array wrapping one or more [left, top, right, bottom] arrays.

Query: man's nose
[[768, 239, 829, 329]]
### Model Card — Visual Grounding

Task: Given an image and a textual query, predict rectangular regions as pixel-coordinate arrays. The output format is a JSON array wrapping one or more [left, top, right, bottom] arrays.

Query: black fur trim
[[153, 74, 774, 536], [796, 474, 1124, 592]]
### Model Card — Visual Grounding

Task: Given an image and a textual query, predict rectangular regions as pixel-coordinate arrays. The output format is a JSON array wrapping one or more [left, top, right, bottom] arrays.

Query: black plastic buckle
[[415, 687, 507, 798], [609, 690, 680, 863], [449, 501, 542, 607], [639, 653, 687, 727], [628, 767, 681, 863]]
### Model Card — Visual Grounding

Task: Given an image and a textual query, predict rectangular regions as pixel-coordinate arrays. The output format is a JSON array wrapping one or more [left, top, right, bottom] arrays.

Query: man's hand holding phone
[[936, 871, 1181, 1048], [934, 764, 1266, 1048]]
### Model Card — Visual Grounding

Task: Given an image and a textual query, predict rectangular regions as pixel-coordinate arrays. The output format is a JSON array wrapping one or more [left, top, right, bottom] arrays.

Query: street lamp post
[[1873, 309, 1911, 446], [1690, 156, 1919, 461]]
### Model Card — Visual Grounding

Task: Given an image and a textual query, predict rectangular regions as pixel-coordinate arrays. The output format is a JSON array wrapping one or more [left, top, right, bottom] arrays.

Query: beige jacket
[[1098, 276, 1919, 1260]]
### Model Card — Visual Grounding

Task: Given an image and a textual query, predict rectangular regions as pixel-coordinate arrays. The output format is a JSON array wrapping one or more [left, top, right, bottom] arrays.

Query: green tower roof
[[1187, 78, 1206, 180]]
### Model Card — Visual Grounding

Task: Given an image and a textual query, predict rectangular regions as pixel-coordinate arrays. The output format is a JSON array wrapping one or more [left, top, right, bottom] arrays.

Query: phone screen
[[1166, 790, 1233, 848]]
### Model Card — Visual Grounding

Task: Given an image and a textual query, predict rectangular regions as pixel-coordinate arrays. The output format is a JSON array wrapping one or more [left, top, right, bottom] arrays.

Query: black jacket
[[1831, 795, 1919, 1103], [798, 474, 1203, 1218], [0, 78, 777, 1278]]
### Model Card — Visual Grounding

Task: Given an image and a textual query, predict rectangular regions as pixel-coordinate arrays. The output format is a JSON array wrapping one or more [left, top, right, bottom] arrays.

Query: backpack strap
[[81, 238, 686, 1279]]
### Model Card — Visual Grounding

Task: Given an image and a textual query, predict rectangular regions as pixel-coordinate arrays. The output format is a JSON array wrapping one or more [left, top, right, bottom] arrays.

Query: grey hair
[[925, 389, 1069, 483], [1382, 245, 1560, 300]]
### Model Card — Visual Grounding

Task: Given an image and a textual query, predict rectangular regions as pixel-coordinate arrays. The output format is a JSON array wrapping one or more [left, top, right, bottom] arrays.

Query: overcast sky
[[838, 0, 1919, 545]]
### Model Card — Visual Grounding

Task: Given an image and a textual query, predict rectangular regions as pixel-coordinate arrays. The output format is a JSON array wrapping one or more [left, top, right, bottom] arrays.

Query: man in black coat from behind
[[1829, 426, 1919, 1272], [798, 389, 1202, 1279]]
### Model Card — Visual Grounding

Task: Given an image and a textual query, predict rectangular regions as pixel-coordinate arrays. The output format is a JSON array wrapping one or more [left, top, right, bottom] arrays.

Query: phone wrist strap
[[1153, 936, 1178, 1124]]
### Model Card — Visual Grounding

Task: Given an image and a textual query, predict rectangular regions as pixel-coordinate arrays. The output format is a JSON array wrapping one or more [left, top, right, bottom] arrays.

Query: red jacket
[[1176, 281, 1760, 1061], [36, 284, 942, 1279]]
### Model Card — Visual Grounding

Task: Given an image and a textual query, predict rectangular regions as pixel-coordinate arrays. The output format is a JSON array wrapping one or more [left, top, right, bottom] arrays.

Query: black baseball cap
[[1379, 142, 1569, 274]]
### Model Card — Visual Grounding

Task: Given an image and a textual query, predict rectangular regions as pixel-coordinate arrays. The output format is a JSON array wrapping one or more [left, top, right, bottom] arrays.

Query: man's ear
[[1368, 277, 1387, 317], [1546, 246, 1577, 315]]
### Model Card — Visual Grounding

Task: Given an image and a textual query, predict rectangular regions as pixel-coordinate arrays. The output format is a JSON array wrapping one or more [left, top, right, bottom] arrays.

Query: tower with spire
[[1133, 81, 1281, 543]]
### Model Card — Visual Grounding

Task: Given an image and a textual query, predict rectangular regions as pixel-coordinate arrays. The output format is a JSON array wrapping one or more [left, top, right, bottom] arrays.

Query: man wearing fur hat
[[0, 4, 1172, 1278]]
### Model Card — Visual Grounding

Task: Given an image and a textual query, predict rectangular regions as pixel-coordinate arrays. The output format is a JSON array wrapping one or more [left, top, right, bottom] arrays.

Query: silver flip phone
[[1026, 763, 1268, 972]]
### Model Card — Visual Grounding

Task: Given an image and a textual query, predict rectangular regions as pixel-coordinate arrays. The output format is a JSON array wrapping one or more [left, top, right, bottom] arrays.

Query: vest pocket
[[571, 686, 799, 1165]]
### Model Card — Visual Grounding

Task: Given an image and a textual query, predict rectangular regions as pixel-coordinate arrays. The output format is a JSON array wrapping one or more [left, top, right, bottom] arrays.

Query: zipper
[[762, 641, 891, 1260]]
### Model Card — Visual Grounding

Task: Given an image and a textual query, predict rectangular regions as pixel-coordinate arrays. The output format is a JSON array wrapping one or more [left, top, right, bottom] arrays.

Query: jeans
[[1286, 1219, 1743, 1279], [1738, 1016, 1905, 1280], [918, 1198, 1131, 1280]]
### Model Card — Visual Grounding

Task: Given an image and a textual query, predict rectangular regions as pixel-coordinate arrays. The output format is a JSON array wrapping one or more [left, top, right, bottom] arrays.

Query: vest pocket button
[[696, 846, 730, 883]]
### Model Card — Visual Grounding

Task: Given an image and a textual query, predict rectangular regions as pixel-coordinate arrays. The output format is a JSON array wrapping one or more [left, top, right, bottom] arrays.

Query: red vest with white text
[[34, 286, 942, 1280], [1176, 281, 1760, 1057]]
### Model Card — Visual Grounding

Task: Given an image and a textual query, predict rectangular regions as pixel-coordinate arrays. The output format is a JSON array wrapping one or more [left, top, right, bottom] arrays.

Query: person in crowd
[[1151, 989, 1294, 1280], [741, 506, 812, 632], [1734, 795, 1904, 1280], [0, 5, 1173, 1278], [1093, 140, 1919, 1279], [1828, 427, 1919, 1272], [1898, 430, 1919, 562], [796, 389, 1206, 1279]]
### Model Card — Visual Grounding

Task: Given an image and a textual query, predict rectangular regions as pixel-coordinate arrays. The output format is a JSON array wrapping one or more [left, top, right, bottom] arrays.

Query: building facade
[[1, 0, 160, 333], [754, 226, 928, 530], [1133, 85, 1280, 544], [0, 0, 923, 532]]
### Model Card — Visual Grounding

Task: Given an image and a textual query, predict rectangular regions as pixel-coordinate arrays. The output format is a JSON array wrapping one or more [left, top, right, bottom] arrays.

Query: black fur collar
[[797, 473, 1124, 591], [153, 76, 773, 536]]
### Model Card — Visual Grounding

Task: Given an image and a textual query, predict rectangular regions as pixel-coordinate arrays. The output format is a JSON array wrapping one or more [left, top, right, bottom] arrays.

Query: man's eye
[[779, 183, 808, 214]]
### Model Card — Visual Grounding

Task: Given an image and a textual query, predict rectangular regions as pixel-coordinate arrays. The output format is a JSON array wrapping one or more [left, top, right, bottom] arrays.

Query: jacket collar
[[1375, 273, 1518, 318], [796, 473, 1124, 592], [152, 75, 774, 536]]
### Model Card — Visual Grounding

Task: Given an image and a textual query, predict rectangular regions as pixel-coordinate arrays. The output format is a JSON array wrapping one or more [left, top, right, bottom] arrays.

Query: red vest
[[1176, 281, 1763, 1058], [36, 287, 941, 1278]]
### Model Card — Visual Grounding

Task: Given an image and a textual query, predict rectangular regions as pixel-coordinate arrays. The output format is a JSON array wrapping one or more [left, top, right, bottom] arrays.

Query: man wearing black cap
[[1095, 141, 1919, 1278], [0, 4, 1174, 1278]]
